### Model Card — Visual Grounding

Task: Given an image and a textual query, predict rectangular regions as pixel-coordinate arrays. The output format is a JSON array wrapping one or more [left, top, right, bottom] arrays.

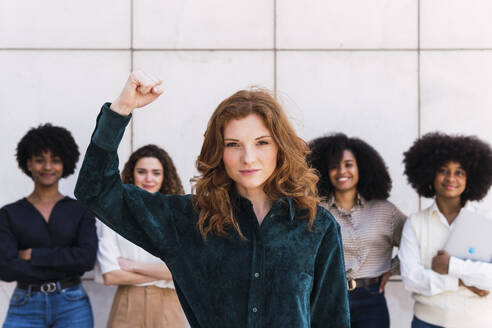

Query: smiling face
[[433, 161, 467, 201], [328, 149, 359, 193], [27, 151, 63, 187], [222, 113, 278, 196], [133, 157, 164, 193]]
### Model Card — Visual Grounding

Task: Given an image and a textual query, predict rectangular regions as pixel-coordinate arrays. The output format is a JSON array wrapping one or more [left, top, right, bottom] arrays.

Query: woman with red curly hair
[[75, 70, 349, 328]]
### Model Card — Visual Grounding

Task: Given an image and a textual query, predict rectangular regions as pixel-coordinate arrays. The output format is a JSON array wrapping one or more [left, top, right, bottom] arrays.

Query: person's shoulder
[[59, 196, 86, 209], [1, 198, 27, 212], [406, 205, 433, 223], [58, 196, 97, 218], [365, 198, 398, 211], [161, 193, 194, 207], [314, 204, 339, 230], [0, 199, 31, 223], [159, 193, 197, 218], [463, 203, 492, 219]]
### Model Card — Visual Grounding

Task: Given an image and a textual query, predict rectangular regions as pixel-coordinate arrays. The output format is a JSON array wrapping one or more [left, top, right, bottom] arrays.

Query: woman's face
[[222, 113, 278, 196], [27, 150, 63, 187], [133, 157, 164, 193], [328, 150, 359, 193], [433, 161, 467, 200]]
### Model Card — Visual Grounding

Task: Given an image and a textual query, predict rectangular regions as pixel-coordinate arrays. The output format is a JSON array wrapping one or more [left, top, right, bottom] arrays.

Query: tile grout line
[[130, 0, 135, 153], [417, 0, 422, 211], [4, 48, 492, 52], [273, 0, 277, 94]]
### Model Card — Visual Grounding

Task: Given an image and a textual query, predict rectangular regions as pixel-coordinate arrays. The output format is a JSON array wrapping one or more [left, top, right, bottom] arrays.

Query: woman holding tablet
[[75, 70, 350, 328], [399, 132, 492, 328]]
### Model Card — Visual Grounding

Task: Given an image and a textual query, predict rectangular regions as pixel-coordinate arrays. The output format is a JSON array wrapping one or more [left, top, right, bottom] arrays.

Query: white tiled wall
[[277, 0, 417, 49], [2, 1, 492, 327], [134, 0, 273, 49], [0, 1, 131, 48], [421, 0, 492, 49]]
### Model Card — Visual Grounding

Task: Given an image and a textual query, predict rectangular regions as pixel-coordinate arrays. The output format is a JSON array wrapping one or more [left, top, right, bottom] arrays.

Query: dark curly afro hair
[[308, 133, 392, 201], [16, 123, 80, 178], [121, 144, 185, 195], [403, 132, 492, 203]]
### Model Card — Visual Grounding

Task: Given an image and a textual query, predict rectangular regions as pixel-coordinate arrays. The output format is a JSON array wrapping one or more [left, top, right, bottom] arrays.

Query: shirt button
[[252, 307, 258, 313], [254, 272, 260, 278]]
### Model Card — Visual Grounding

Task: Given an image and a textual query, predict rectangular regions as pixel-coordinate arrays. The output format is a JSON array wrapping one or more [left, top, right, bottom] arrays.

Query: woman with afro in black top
[[399, 132, 492, 328], [309, 133, 406, 328], [0, 124, 97, 328]]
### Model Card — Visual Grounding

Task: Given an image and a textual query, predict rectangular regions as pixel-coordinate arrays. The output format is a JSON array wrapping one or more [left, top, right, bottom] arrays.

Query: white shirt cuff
[[448, 256, 463, 278], [433, 272, 459, 292]]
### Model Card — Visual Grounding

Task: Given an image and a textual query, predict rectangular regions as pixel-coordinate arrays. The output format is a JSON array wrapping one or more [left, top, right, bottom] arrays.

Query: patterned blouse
[[323, 195, 406, 279]]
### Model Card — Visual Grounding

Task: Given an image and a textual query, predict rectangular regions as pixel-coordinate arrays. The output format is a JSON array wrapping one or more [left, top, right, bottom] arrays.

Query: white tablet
[[444, 209, 492, 263]]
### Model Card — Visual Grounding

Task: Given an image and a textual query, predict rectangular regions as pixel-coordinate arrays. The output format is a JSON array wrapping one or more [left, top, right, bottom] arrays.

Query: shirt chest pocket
[[265, 244, 315, 293], [270, 270, 313, 294]]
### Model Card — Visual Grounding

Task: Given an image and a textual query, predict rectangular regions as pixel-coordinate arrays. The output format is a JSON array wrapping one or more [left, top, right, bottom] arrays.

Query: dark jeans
[[3, 284, 93, 328], [411, 315, 444, 328], [348, 284, 390, 328]]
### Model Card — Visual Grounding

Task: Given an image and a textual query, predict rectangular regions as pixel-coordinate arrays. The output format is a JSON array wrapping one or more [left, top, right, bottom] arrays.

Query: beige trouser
[[107, 285, 186, 328]]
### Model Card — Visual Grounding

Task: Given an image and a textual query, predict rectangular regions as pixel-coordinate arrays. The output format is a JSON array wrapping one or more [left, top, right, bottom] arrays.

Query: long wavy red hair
[[193, 88, 319, 240]]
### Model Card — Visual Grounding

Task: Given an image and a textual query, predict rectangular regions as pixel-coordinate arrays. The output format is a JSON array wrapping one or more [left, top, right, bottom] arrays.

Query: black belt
[[347, 277, 380, 291], [17, 277, 81, 293]]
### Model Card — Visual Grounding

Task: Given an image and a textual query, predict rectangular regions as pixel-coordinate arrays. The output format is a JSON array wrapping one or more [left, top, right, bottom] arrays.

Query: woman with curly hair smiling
[[309, 133, 406, 328], [75, 70, 350, 328], [97, 144, 187, 327], [0, 124, 97, 328], [399, 132, 492, 328]]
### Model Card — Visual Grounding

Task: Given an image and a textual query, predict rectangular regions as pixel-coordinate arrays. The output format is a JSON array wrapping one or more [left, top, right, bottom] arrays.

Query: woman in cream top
[[400, 132, 492, 328], [96, 144, 187, 328]]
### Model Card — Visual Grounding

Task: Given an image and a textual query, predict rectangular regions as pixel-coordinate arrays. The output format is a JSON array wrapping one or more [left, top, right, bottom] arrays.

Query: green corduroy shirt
[[75, 103, 350, 328]]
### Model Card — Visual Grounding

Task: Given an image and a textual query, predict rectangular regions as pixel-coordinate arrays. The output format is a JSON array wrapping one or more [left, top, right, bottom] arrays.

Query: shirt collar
[[429, 200, 473, 228], [230, 190, 296, 221], [327, 193, 365, 212], [279, 197, 296, 221]]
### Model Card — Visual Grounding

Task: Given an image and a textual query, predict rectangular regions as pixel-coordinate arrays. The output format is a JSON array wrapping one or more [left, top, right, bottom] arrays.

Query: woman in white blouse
[[400, 133, 492, 328], [97, 144, 186, 328]]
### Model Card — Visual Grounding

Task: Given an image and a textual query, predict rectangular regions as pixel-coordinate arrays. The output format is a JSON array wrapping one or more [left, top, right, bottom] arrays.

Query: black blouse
[[0, 197, 97, 284]]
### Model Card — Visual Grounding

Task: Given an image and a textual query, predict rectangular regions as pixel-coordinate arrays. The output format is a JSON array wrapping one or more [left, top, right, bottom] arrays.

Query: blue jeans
[[3, 284, 93, 328], [411, 315, 444, 328], [348, 284, 390, 328]]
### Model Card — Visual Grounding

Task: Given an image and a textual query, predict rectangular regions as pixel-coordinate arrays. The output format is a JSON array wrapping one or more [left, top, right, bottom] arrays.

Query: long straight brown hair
[[192, 88, 319, 240]]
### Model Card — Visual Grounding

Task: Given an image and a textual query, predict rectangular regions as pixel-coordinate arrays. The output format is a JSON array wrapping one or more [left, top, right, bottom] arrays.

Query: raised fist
[[110, 70, 164, 116]]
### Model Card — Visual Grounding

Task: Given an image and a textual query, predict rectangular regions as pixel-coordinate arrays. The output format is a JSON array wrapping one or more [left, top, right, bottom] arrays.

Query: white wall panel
[[277, 0, 417, 49], [0, 282, 14, 323], [134, 0, 273, 49], [277, 51, 419, 215], [386, 281, 414, 328], [0, 51, 131, 204], [421, 51, 492, 211], [0, 1, 131, 48], [132, 51, 274, 192], [421, 0, 492, 48], [4, 1, 492, 326]]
